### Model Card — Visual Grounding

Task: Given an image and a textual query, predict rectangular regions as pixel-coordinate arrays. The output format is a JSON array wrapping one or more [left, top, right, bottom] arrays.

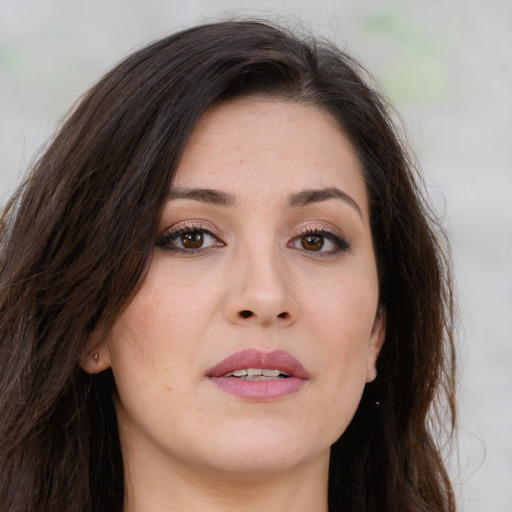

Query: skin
[[83, 98, 385, 512]]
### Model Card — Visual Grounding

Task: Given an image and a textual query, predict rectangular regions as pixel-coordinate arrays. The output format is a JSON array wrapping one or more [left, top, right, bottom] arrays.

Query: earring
[[93, 353, 99, 361]]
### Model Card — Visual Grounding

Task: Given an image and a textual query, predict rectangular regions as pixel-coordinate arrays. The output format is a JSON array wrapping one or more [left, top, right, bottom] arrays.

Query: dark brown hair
[[0, 20, 456, 512]]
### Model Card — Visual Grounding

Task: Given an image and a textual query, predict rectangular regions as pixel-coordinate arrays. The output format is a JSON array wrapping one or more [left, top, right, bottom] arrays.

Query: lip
[[206, 349, 309, 401]]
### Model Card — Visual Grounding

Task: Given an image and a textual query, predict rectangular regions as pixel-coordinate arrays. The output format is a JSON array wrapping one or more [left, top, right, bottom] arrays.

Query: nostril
[[277, 312, 288, 319], [239, 310, 253, 319]]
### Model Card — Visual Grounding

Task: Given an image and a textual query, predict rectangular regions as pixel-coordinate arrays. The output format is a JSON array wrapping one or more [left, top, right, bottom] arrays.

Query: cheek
[[300, 271, 378, 412], [304, 288, 376, 443], [107, 313, 164, 394], [106, 259, 226, 398], [119, 264, 217, 347], [105, 289, 192, 433], [303, 271, 379, 346]]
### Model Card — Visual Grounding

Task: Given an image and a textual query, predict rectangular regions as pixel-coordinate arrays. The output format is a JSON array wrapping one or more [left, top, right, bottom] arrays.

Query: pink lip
[[207, 349, 309, 401]]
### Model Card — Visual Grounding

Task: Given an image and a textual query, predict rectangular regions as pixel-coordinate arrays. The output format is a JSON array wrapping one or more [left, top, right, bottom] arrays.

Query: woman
[[0, 20, 456, 512]]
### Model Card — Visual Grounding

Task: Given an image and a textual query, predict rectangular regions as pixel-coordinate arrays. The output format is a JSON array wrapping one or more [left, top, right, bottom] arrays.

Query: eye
[[157, 225, 225, 253], [290, 228, 349, 254], [301, 234, 326, 252]]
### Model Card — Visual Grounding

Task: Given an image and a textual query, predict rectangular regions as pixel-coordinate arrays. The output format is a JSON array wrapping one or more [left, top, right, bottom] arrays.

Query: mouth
[[220, 368, 291, 380], [206, 349, 309, 401]]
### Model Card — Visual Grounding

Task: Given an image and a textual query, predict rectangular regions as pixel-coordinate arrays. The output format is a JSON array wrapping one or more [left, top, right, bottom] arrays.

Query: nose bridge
[[245, 243, 286, 298], [225, 237, 299, 326]]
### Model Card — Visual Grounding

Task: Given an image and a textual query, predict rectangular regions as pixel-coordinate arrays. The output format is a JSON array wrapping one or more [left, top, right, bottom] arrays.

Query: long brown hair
[[0, 20, 456, 512]]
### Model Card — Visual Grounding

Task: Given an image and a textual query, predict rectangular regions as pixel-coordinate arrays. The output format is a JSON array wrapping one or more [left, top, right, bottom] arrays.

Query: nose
[[223, 249, 299, 328]]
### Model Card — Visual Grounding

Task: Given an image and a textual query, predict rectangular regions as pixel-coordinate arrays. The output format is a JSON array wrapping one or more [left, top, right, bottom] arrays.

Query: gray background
[[1, 1, 511, 510]]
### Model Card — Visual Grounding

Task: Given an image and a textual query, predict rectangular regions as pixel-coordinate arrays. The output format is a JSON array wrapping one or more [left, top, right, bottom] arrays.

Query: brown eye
[[289, 228, 350, 255], [158, 227, 224, 253], [181, 231, 204, 249], [301, 235, 324, 251]]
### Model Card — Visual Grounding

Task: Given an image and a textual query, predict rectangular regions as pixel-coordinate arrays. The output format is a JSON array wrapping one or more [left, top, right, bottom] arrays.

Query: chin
[[201, 448, 315, 477], [187, 422, 331, 476]]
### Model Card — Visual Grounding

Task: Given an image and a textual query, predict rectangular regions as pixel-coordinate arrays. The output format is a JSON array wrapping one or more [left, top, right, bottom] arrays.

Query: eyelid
[[156, 221, 226, 251], [290, 222, 347, 242], [288, 222, 351, 253], [161, 220, 224, 240]]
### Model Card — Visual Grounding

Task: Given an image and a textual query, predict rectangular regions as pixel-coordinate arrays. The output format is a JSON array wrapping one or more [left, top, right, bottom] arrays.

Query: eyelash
[[157, 224, 350, 255], [289, 227, 350, 255], [157, 223, 225, 254]]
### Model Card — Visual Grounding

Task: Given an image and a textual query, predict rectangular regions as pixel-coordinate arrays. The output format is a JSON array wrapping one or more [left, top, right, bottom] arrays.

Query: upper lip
[[206, 348, 309, 379]]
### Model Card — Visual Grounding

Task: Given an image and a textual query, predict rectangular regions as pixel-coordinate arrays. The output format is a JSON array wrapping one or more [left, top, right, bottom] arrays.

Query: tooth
[[262, 369, 281, 377], [221, 368, 291, 379]]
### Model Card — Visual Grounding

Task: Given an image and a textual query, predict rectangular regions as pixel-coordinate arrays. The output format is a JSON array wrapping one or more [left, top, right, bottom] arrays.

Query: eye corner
[[156, 222, 226, 254], [288, 226, 351, 256]]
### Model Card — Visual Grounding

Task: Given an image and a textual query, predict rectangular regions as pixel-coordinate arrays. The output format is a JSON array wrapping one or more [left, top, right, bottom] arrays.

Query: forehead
[[173, 98, 368, 214]]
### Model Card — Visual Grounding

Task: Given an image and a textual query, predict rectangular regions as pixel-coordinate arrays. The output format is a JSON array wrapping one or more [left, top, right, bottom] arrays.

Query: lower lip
[[209, 377, 306, 401]]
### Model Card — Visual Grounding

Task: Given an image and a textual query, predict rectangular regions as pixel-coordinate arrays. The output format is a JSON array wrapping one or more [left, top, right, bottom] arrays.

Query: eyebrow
[[168, 188, 237, 206], [287, 187, 363, 220], [167, 186, 363, 220]]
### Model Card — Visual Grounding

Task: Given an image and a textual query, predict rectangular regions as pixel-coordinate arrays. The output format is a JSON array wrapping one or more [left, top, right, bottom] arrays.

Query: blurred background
[[1, 1, 511, 510]]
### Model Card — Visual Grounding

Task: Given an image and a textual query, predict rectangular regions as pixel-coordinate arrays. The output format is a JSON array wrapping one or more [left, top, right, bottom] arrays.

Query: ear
[[80, 327, 112, 374], [365, 307, 386, 383]]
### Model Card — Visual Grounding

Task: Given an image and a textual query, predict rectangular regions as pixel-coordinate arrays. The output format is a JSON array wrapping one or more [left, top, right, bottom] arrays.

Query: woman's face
[[90, 98, 385, 479]]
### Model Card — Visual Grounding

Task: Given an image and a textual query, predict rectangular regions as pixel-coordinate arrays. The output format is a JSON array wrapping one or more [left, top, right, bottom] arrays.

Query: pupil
[[302, 235, 323, 251], [182, 232, 203, 249]]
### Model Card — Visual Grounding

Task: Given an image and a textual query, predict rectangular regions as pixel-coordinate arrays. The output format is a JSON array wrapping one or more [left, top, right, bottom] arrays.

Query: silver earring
[[93, 353, 99, 361]]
